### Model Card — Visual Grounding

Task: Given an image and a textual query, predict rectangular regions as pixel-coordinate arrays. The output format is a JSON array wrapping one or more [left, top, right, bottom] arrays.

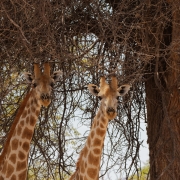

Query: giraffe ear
[[117, 84, 131, 96], [52, 70, 62, 82], [23, 72, 34, 83], [87, 84, 100, 96]]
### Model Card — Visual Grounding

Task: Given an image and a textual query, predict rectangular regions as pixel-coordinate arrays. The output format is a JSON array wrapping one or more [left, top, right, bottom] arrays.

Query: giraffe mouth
[[40, 99, 51, 107], [40, 93, 51, 107], [106, 108, 117, 120]]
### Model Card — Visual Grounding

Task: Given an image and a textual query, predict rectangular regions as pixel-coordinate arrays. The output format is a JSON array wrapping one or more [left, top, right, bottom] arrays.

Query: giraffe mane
[[0, 90, 32, 164]]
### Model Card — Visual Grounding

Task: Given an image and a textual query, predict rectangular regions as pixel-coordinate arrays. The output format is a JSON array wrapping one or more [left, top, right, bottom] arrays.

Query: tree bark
[[145, 1, 180, 179]]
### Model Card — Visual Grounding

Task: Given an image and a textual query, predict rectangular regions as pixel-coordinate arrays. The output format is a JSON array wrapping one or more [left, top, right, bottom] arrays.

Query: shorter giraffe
[[0, 63, 62, 180], [69, 76, 130, 180]]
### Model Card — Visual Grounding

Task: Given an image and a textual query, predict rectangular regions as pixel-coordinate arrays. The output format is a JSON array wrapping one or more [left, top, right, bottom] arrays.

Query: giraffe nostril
[[41, 93, 50, 100], [107, 108, 115, 113]]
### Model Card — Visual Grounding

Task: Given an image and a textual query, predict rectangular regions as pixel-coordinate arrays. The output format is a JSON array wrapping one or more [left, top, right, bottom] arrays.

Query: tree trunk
[[145, 1, 180, 179]]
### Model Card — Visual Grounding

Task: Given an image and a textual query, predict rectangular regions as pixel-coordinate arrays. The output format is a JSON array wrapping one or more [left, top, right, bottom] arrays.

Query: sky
[[139, 122, 149, 164]]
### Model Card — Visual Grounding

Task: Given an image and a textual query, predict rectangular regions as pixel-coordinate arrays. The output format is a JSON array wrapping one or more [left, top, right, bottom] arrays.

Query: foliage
[[129, 162, 149, 180]]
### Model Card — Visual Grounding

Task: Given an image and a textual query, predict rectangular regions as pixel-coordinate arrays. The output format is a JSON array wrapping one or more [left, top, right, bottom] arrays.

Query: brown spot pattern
[[18, 169, 27, 179], [100, 123, 104, 128], [87, 167, 98, 179], [31, 106, 36, 113], [83, 146, 88, 157], [2, 162, 7, 174], [26, 117, 29, 124], [22, 127, 33, 140], [18, 151, 26, 160], [20, 120, 24, 126], [79, 175, 83, 180], [96, 127, 106, 137], [93, 148, 101, 154], [9, 154, 16, 164], [22, 142, 29, 152], [31, 99, 34, 105], [17, 125, 22, 136], [35, 110, 40, 116], [21, 110, 27, 119], [30, 116, 36, 126], [11, 175, 16, 180], [97, 121, 99, 126], [101, 117, 106, 123], [11, 139, 18, 150], [80, 161, 85, 173], [92, 121, 96, 128], [88, 152, 99, 166], [93, 138, 101, 147], [6, 163, 14, 178], [16, 161, 26, 171], [90, 130, 95, 139], [33, 98, 38, 106]]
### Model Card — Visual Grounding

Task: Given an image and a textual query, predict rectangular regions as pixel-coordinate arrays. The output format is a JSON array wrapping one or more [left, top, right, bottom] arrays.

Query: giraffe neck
[[70, 107, 109, 180], [0, 90, 41, 180]]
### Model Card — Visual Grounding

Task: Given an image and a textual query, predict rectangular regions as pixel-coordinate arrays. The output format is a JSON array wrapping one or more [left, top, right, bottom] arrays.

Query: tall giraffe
[[69, 76, 130, 180], [0, 62, 62, 180]]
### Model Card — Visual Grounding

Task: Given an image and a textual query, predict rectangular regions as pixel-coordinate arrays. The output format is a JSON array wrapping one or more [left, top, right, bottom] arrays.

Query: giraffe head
[[23, 63, 62, 107], [88, 76, 130, 120]]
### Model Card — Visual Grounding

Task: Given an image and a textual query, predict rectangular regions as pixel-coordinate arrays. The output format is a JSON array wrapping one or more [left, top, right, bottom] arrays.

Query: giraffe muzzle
[[106, 107, 117, 120], [107, 107, 115, 114], [41, 93, 50, 100]]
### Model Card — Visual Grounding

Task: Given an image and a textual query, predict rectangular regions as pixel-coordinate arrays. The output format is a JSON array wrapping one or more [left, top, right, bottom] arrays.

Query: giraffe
[[0, 62, 62, 180], [69, 76, 130, 180]]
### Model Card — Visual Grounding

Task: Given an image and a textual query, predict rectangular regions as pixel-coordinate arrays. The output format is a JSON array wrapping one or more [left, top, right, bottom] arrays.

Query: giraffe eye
[[50, 82, 54, 87], [98, 96, 102, 100], [32, 83, 37, 88]]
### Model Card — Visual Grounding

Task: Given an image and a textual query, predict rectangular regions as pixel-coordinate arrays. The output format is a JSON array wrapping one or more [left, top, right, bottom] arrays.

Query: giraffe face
[[23, 63, 62, 107], [98, 88, 119, 119], [30, 74, 58, 106], [88, 76, 130, 120]]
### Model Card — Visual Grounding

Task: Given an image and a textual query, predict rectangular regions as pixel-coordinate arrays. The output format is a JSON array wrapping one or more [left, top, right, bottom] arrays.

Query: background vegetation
[[1, 0, 179, 179]]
